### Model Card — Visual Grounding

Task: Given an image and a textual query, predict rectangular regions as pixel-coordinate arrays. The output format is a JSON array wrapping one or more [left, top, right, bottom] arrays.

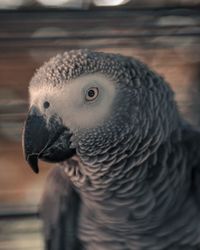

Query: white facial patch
[[29, 73, 116, 130]]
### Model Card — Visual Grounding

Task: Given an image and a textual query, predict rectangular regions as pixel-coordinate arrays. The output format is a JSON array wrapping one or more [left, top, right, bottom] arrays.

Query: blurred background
[[0, 0, 199, 249]]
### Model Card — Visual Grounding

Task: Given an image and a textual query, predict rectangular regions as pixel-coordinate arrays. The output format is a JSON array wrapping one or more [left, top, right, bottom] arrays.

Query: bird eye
[[43, 101, 50, 109], [85, 87, 99, 101]]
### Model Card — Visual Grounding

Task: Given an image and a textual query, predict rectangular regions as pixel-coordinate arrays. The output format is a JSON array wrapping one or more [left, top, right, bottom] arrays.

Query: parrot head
[[23, 50, 178, 173]]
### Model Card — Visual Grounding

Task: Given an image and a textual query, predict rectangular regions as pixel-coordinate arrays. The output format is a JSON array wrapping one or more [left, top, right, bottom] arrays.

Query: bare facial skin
[[29, 73, 116, 130]]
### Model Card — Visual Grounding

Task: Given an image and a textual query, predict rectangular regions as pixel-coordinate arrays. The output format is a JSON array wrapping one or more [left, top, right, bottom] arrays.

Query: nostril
[[43, 101, 50, 109]]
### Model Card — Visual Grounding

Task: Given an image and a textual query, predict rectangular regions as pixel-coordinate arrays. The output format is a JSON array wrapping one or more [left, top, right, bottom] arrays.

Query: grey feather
[[31, 50, 200, 250], [40, 164, 82, 250]]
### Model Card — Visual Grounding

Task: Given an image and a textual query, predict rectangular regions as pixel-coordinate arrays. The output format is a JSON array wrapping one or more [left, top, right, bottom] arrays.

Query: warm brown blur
[[0, 1, 199, 249]]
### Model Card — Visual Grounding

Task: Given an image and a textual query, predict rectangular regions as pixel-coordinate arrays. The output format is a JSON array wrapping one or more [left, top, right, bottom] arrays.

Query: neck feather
[[64, 127, 189, 226]]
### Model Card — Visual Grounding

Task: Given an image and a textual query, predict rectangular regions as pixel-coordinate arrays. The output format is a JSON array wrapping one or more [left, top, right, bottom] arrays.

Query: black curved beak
[[22, 106, 75, 174]]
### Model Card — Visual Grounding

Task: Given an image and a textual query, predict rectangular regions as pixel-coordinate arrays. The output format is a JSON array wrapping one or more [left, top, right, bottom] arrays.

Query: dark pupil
[[88, 89, 95, 97], [43, 101, 50, 109]]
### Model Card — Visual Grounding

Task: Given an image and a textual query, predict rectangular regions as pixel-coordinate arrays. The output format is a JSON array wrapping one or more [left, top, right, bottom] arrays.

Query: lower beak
[[22, 106, 75, 173]]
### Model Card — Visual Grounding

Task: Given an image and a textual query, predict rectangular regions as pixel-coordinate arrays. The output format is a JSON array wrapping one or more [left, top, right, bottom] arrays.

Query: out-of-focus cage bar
[[0, 206, 42, 250], [0, 0, 199, 10], [0, 1, 200, 249]]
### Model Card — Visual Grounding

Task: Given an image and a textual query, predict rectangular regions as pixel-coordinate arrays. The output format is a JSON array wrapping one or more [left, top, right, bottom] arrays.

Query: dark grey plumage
[[28, 50, 200, 250]]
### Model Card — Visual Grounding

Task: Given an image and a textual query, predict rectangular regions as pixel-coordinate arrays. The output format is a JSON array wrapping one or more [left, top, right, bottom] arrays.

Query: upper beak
[[22, 106, 75, 174]]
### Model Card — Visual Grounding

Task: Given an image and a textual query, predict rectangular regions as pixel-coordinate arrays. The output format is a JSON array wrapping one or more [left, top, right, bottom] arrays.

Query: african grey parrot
[[22, 50, 200, 250]]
